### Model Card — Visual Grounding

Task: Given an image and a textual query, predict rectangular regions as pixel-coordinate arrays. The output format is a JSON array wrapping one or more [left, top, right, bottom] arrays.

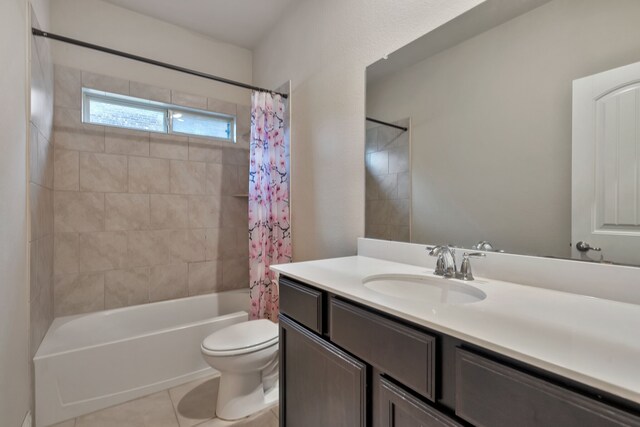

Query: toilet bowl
[[201, 319, 279, 421]]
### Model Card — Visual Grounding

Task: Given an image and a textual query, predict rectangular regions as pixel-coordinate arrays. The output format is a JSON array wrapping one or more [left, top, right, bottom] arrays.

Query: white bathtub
[[34, 290, 249, 427]]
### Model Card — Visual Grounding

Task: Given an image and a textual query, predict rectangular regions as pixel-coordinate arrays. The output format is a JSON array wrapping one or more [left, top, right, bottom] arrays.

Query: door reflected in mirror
[[365, 0, 640, 266]]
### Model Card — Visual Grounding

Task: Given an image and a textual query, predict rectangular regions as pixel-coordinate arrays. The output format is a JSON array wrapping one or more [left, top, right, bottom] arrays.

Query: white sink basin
[[362, 274, 486, 304]]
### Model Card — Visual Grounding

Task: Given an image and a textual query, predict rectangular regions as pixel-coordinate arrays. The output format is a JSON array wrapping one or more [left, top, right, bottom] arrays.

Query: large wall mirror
[[365, 0, 640, 266]]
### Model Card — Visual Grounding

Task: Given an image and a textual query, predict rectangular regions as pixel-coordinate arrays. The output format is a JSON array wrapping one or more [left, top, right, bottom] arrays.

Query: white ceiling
[[102, 0, 296, 49]]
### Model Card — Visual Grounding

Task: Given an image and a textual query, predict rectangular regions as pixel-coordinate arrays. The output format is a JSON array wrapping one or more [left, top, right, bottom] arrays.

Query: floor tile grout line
[[167, 389, 181, 427]]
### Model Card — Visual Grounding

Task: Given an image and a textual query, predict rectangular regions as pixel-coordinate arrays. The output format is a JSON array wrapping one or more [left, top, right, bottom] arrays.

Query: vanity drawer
[[379, 377, 462, 427], [330, 298, 436, 400], [456, 349, 640, 427], [279, 276, 324, 334]]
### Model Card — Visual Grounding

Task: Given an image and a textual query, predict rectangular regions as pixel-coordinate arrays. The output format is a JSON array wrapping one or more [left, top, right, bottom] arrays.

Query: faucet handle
[[456, 252, 485, 281]]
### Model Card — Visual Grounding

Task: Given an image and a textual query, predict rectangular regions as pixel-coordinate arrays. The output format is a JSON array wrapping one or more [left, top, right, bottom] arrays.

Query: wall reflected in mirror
[[365, 0, 640, 266]]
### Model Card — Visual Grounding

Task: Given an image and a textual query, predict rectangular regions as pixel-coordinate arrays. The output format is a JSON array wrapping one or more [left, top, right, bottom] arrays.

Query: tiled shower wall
[[52, 65, 251, 316], [29, 11, 54, 368], [365, 118, 411, 242]]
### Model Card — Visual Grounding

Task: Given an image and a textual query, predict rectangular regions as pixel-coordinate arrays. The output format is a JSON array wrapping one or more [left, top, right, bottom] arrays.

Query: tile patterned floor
[[51, 374, 279, 427]]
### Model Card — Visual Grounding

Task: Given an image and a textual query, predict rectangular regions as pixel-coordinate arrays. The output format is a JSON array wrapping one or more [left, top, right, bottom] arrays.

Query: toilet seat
[[202, 319, 278, 356]]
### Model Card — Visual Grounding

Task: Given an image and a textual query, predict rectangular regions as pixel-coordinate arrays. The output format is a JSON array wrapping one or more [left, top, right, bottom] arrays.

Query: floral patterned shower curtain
[[248, 91, 291, 322]]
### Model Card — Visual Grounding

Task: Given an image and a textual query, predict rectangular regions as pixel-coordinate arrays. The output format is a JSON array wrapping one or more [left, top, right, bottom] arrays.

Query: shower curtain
[[248, 91, 291, 322]]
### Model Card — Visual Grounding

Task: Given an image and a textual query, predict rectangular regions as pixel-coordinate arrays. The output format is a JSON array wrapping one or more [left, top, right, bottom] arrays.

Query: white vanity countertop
[[271, 256, 640, 404]]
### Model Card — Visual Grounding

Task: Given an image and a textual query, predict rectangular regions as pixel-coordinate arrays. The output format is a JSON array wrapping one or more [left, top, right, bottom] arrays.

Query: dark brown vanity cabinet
[[278, 275, 640, 427], [279, 314, 366, 427], [379, 377, 463, 427]]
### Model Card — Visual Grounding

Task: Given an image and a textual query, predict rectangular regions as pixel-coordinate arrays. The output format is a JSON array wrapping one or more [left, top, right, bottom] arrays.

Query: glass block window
[[82, 88, 236, 142]]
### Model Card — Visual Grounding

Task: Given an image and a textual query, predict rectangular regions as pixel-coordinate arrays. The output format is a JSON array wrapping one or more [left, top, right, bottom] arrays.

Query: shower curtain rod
[[31, 28, 289, 99], [366, 117, 408, 132]]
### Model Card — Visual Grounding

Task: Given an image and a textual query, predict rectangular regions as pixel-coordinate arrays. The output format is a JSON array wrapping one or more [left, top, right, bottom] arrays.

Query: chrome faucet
[[426, 245, 457, 278], [457, 252, 486, 281], [427, 246, 486, 280]]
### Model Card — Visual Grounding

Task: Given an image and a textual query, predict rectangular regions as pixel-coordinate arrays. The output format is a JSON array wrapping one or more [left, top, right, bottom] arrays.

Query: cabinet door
[[379, 377, 463, 427], [280, 315, 367, 427], [456, 349, 640, 427]]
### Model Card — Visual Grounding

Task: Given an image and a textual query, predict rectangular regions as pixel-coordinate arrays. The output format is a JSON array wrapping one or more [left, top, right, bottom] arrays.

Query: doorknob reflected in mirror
[[575, 241, 602, 252]]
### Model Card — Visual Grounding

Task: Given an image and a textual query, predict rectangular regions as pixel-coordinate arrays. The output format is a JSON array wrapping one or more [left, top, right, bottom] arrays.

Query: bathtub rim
[[35, 289, 250, 360]]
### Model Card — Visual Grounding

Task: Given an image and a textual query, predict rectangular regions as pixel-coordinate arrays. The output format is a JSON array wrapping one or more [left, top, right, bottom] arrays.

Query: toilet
[[201, 319, 279, 421]]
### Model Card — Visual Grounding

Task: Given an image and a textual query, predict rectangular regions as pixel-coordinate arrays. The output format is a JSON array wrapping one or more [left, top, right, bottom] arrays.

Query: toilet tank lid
[[202, 319, 278, 352]]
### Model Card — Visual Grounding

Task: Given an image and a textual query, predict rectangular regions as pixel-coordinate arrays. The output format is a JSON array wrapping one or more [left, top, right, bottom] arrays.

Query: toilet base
[[215, 372, 279, 421]]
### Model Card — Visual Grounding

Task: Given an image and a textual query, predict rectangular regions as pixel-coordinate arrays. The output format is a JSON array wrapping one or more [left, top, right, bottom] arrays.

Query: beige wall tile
[[31, 56, 54, 147], [389, 225, 410, 242], [366, 199, 389, 226], [79, 231, 127, 272], [79, 152, 128, 192], [150, 134, 188, 160], [29, 241, 37, 301], [388, 146, 409, 174], [127, 230, 171, 267], [188, 196, 221, 228], [82, 71, 129, 95], [150, 194, 188, 229], [397, 171, 410, 199], [30, 281, 53, 358], [43, 186, 54, 237], [105, 267, 150, 309], [169, 229, 206, 263], [365, 171, 379, 200], [105, 193, 150, 231], [236, 105, 251, 145], [171, 90, 207, 110], [222, 147, 249, 166], [149, 264, 188, 302], [388, 198, 410, 226], [207, 98, 237, 116], [54, 232, 79, 276], [367, 150, 389, 176], [188, 261, 221, 296], [365, 223, 389, 240], [376, 173, 398, 200], [222, 257, 249, 291], [205, 163, 224, 196], [170, 160, 206, 195], [37, 130, 54, 189], [236, 165, 249, 194], [54, 65, 81, 109], [53, 107, 104, 152], [31, 184, 53, 240], [130, 81, 171, 103], [35, 234, 54, 300], [128, 156, 170, 194], [54, 191, 104, 232], [221, 196, 247, 228], [29, 123, 39, 185], [54, 272, 104, 316], [205, 227, 237, 261], [188, 139, 223, 163], [54, 149, 79, 191], [29, 183, 40, 240], [105, 128, 150, 156]]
